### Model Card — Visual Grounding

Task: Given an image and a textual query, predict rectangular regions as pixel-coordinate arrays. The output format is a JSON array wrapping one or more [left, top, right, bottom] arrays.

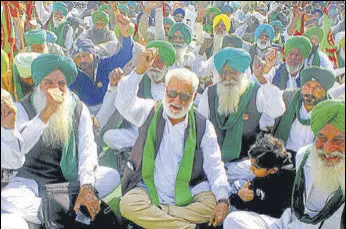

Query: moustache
[[148, 68, 163, 73], [302, 93, 317, 100], [317, 149, 345, 158]]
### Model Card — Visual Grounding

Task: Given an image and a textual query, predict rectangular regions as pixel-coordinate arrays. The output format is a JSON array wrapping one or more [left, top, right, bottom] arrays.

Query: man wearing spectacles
[[111, 48, 230, 228]]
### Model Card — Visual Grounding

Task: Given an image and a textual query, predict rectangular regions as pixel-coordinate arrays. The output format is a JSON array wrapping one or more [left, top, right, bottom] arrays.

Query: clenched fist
[[135, 48, 160, 75], [115, 14, 131, 37], [109, 68, 125, 87], [1, 89, 16, 129], [39, 88, 64, 124]]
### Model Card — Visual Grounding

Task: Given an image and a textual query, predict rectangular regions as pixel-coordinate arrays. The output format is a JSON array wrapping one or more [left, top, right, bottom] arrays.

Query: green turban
[[98, 4, 109, 11], [204, 7, 222, 34], [284, 36, 312, 59], [118, 4, 130, 15], [304, 27, 324, 43], [146, 40, 176, 67], [31, 54, 77, 86], [1, 49, 9, 77], [52, 2, 68, 16], [214, 47, 251, 73], [164, 17, 175, 27], [301, 66, 335, 92], [270, 20, 283, 32], [15, 52, 41, 79], [92, 10, 109, 25], [168, 22, 192, 45], [311, 100, 345, 136], [25, 28, 47, 47]]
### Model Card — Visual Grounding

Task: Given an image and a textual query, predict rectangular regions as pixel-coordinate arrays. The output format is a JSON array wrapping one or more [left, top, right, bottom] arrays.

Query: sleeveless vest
[[207, 84, 262, 161], [122, 107, 208, 195], [17, 94, 83, 186]]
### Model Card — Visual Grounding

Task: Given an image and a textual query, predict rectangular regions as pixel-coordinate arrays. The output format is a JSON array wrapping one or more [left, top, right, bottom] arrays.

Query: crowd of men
[[1, 1, 345, 229]]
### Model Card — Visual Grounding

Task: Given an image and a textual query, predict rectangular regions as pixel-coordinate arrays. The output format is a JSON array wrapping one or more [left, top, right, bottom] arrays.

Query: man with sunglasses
[[112, 48, 230, 228], [198, 47, 285, 186]]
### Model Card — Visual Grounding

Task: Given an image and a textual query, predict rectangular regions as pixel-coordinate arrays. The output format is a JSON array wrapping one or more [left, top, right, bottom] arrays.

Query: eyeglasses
[[166, 89, 192, 102]]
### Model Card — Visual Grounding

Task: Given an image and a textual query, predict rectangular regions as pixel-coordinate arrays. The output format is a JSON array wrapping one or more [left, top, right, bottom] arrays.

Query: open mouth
[[170, 104, 182, 113], [320, 154, 341, 165]]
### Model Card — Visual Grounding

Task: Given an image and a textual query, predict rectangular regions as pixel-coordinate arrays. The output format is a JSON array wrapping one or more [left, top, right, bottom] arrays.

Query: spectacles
[[166, 89, 192, 102]]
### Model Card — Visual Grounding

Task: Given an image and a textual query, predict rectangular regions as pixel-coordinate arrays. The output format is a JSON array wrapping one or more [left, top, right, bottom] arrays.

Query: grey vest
[[207, 84, 262, 160], [137, 74, 152, 99], [122, 107, 208, 195], [17, 94, 83, 186]]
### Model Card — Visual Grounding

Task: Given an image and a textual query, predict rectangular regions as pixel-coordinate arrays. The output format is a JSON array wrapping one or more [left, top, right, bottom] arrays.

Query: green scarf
[[215, 82, 256, 161], [292, 151, 345, 227], [13, 65, 24, 100], [143, 74, 153, 99], [311, 47, 321, 67], [275, 89, 311, 144], [48, 20, 69, 48], [142, 103, 196, 207]]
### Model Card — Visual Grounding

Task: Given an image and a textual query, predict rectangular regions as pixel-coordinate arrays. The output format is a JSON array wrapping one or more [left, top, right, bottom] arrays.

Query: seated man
[[1, 54, 120, 229], [115, 49, 230, 228], [272, 99, 345, 229]]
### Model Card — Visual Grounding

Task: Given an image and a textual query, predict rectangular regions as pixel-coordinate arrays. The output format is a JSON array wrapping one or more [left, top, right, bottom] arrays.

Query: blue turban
[[255, 24, 275, 42], [312, 9, 323, 17], [214, 47, 251, 73], [72, 39, 95, 57], [173, 8, 185, 17]]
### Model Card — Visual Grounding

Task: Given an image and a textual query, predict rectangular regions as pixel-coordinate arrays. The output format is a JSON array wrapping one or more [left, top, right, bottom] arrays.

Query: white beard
[[216, 75, 249, 116], [257, 39, 270, 50], [174, 44, 188, 65], [53, 17, 66, 28], [146, 67, 168, 83], [32, 87, 73, 148], [309, 145, 345, 196], [213, 34, 226, 55], [286, 61, 304, 75], [163, 93, 194, 119]]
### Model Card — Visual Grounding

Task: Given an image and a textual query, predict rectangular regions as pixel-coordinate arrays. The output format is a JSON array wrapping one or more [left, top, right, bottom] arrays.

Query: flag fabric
[[320, 6, 338, 67], [1, 2, 20, 60], [294, 1, 306, 36]]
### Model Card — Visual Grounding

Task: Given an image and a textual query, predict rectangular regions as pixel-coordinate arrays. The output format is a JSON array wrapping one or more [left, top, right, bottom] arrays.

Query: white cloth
[[224, 160, 255, 186], [1, 97, 98, 187], [224, 211, 278, 229], [35, 1, 51, 26], [271, 145, 345, 229], [286, 106, 315, 152], [1, 167, 120, 226], [304, 51, 334, 71], [1, 212, 30, 229], [115, 71, 230, 203]]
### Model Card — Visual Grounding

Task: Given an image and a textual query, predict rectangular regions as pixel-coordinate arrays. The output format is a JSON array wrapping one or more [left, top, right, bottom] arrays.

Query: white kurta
[[115, 71, 230, 204], [305, 51, 334, 71]]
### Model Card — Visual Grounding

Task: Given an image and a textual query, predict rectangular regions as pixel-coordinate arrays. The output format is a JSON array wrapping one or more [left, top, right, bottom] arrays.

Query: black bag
[[41, 182, 121, 229]]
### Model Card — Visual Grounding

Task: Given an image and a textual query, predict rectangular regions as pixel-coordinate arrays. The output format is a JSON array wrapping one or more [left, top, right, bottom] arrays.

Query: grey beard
[[257, 39, 270, 50], [286, 61, 304, 75], [147, 67, 168, 83]]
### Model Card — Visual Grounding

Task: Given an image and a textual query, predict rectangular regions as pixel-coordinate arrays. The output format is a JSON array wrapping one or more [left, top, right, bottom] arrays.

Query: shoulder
[[296, 144, 313, 168]]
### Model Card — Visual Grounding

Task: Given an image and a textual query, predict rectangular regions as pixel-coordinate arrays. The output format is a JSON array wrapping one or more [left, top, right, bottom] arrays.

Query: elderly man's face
[[164, 75, 194, 119], [171, 30, 185, 46], [220, 64, 241, 86], [315, 123, 345, 167], [40, 69, 68, 96], [257, 32, 271, 49], [214, 21, 227, 35], [147, 55, 167, 83], [95, 19, 106, 29], [301, 80, 326, 106], [286, 48, 304, 73], [31, 43, 46, 54], [53, 11, 66, 26], [74, 52, 94, 71], [174, 14, 184, 22]]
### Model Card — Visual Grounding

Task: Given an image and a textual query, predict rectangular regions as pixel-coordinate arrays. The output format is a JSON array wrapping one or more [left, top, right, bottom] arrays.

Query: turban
[[128, 1, 137, 8], [301, 66, 335, 92], [222, 34, 244, 49], [146, 40, 176, 67], [270, 20, 283, 32], [312, 9, 323, 17], [335, 31, 345, 48], [168, 22, 192, 45], [52, 2, 68, 16], [254, 24, 275, 42], [118, 4, 130, 15], [98, 4, 109, 11], [173, 8, 185, 17], [46, 30, 57, 43], [15, 52, 41, 79], [311, 100, 345, 136], [214, 47, 251, 73], [284, 36, 312, 59], [1, 49, 9, 77], [206, 7, 222, 18], [31, 54, 77, 86], [213, 14, 231, 33], [164, 17, 175, 26], [25, 29, 47, 47], [71, 39, 96, 57], [304, 27, 324, 42], [204, 7, 222, 34], [92, 10, 109, 25]]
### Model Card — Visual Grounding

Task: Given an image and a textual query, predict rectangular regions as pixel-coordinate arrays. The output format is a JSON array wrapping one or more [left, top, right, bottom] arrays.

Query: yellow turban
[[213, 14, 231, 33]]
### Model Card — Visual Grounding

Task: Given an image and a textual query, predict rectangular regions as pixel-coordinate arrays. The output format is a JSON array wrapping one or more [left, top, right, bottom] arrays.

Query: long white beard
[[146, 67, 168, 83], [213, 34, 226, 55], [174, 44, 188, 65], [163, 94, 194, 119], [216, 75, 249, 116], [257, 39, 270, 50], [309, 145, 345, 196], [32, 87, 73, 148], [286, 61, 304, 75]]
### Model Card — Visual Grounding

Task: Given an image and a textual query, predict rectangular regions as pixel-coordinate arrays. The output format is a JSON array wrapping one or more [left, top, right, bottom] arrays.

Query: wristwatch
[[217, 198, 230, 206]]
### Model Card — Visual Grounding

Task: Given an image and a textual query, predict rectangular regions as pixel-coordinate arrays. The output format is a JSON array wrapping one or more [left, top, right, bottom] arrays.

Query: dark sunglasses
[[166, 89, 192, 102]]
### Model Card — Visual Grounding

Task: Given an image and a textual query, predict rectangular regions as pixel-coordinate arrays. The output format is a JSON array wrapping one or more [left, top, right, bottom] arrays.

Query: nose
[[173, 93, 182, 105], [324, 141, 337, 154]]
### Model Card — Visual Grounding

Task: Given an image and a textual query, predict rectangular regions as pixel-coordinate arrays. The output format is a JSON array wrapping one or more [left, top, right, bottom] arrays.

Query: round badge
[[243, 114, 249, 121], [97, 82, 103, 88]]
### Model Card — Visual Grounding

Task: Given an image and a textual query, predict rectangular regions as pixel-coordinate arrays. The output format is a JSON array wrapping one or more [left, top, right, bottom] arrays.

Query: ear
[[268, 167, 279, 175]]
